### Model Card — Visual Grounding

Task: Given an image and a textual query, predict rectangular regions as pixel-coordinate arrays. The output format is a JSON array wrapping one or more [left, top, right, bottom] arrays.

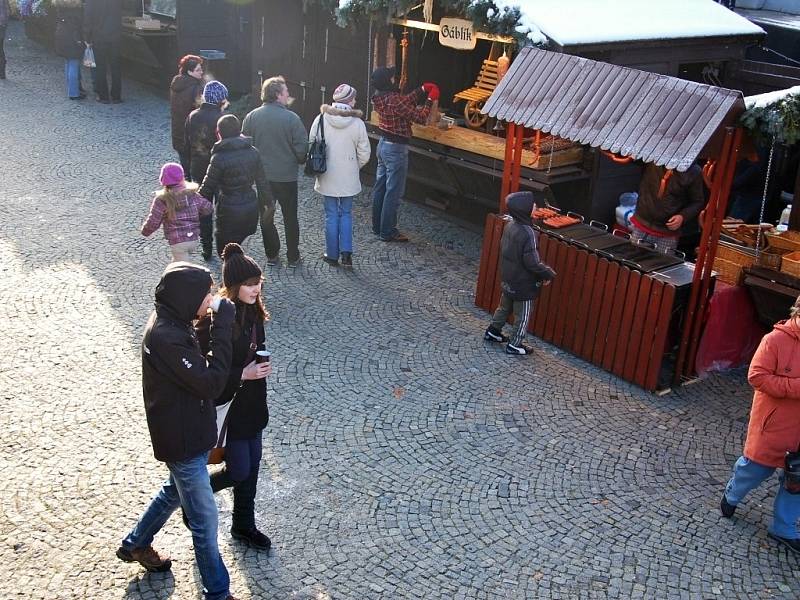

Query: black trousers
[[93, 40, 121, 101], [209, 434, 262, 531], [0, 25, 7, 78], [260, 180, 300, 262], [177, 148, 191, 181]]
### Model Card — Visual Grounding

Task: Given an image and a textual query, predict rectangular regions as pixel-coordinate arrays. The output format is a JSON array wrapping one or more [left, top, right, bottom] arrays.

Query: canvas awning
[[482, 47, 747, 172]]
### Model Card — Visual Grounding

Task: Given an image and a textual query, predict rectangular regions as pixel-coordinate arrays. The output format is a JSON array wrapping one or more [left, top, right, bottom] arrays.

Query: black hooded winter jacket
[[141, 263, 235, 463], [199, 136, 271, 241], [500, 192, 556, 301]]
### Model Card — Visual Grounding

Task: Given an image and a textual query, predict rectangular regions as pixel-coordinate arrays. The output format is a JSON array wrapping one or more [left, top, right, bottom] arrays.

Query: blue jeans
[[371, 138, 409, 240], [122, 452, 230, 600], [323, 195, 354, 258], [65, 58, 80, 98], [210, 433, 263, 531], [725, 456, 800, 539]]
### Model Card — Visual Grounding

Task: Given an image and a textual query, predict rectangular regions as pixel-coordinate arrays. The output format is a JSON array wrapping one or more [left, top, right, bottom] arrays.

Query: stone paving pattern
[[0, 23, 798, 599]]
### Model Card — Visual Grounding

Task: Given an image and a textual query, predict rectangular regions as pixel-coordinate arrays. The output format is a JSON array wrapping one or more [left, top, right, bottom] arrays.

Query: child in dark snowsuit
[[484, 191, 556, 355]]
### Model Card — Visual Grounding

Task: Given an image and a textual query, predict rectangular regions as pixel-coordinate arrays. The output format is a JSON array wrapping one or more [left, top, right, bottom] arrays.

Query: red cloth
[[372, 89, 431, 139], [695, 281, 767, 377], [744, 319, 800, 468]]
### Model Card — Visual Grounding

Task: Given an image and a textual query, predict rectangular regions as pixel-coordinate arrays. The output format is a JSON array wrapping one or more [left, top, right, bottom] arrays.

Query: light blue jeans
[[121, 452, 230, 600], [64, 58, 80, 98], [371, 138, 409, 241], [323, 195, 354, 258], [724, 456, 800, 539]]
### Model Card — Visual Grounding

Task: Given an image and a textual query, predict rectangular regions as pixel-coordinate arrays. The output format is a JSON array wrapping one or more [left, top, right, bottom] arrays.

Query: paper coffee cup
[[255, 350, 271, 364]]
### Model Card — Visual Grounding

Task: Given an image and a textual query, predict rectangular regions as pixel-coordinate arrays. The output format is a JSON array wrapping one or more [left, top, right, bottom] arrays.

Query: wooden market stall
[[476, 47, 749, 392]]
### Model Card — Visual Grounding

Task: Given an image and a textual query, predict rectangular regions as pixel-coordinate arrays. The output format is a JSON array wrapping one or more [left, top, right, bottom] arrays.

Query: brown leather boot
[[116, 545, 172, 572]]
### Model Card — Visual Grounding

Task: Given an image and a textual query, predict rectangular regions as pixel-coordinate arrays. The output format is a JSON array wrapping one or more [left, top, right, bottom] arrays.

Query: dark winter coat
[[185, 103, 224, 182], [141, 263, 235, 463], [170, 74, 203, 153], [83, 0, 122, 44], [198, 135, 271, 242], [500, 192, 556, 301], [633, 163, 705, 236], [197, 307, 269, 441], [55, 8, 84, 60]]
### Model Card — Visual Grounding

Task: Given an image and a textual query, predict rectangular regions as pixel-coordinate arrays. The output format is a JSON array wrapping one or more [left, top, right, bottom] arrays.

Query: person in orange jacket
[[720, 294, 800, 555]]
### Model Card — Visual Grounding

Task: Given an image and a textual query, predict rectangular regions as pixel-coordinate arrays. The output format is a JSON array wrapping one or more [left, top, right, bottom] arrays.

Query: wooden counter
[[369, 113, 583, 170]]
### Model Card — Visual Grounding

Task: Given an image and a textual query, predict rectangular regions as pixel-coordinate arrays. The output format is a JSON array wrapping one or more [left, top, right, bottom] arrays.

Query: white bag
[[82, 46, 96, 69]]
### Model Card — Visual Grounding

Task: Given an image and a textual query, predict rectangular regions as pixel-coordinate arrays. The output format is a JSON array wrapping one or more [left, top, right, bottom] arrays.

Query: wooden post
[[500, 122, 516, 212], [510, 123, 524, 193], [674, 127, 742, 384], [790, 164, 800, 231]]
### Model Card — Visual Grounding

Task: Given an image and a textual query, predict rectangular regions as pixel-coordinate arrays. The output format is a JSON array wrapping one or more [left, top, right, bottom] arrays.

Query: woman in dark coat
[[170, 54, 204, 178], [198, 114, 271, 256], [53, 0, 85, 100], [197, 243, 272, 551]]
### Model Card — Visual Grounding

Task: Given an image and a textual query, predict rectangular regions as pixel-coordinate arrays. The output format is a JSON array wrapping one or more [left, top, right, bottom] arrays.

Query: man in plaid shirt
[[370, 66, 439, 242]]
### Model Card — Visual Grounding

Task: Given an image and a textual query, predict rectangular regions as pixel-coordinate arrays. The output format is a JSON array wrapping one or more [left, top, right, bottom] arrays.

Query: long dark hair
[[219, 276, 269, 338], [178, 54, 204, 76]]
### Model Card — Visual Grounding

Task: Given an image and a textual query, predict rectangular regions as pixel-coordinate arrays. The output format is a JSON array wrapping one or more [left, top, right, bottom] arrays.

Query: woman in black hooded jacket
[[196, 243, 272, 551]]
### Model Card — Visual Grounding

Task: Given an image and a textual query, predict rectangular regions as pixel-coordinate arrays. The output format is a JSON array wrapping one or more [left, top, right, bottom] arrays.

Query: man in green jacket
[[242, 76, 308, 267]]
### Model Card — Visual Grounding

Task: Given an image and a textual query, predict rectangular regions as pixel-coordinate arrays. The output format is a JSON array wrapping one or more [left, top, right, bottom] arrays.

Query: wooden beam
[[389, 18, 516, 43]]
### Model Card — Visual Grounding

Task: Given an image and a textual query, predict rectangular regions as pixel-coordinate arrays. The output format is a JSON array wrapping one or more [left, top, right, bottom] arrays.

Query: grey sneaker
[[287, 257, 303, 268]]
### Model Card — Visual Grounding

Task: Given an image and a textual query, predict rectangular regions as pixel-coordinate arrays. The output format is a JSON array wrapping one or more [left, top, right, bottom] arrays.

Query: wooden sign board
[[439, 18, 476, 50]]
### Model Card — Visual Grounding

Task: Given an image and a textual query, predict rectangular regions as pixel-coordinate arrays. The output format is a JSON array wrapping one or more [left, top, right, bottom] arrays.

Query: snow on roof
[[513, 0, 764, 46], [745, 85, 800, 109]]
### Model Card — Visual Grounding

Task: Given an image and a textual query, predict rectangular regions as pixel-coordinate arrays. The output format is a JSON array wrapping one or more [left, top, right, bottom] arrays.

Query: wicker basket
[[716, 241, 757, 267], [765, 230, 800, 252], [781, 251, 800, 278], [713, 256, 747, 286], [757, 247, 789, 270]]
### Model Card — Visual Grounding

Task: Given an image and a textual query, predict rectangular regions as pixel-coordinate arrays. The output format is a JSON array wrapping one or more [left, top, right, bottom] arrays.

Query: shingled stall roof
[[482, 47, 746, 172]]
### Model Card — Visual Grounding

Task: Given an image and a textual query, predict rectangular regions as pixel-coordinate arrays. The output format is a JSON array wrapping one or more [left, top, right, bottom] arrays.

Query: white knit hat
[[332, 83, 356, 104]]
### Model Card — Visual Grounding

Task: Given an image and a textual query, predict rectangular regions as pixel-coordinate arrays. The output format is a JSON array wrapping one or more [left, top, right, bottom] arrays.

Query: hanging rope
[[755, 136, 776, 257], [547, 133, 555, 174]]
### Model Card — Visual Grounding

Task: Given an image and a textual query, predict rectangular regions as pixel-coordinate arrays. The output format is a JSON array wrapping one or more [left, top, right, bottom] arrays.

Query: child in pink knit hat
[[141, 163, 213, 263]]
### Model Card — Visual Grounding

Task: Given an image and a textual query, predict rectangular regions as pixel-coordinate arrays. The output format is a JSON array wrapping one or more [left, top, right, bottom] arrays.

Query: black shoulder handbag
[[785, 444, 800, 494], [304, 114, 327, 176]]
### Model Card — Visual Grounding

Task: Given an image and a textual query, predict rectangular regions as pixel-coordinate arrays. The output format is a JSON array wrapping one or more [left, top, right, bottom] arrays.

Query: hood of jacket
[[154, 262, 212, 323], [211, 135, 254, 155], [171, 73, 199, 94], [320, 104, 364, 128], [506, 191, 534, 226], [774, 319, 800, 341]]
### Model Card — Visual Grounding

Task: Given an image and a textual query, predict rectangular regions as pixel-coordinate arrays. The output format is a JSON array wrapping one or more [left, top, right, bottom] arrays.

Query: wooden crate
[[781, 251, 800, 278], [766, 230, 800, 252]]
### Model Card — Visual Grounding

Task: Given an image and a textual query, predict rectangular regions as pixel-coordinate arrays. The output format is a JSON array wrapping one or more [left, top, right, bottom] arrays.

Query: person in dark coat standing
[[117, 262, 241, 600], [0, 0, 10, 79], [630, 163, 705, 254], [54, 0, 85, 100], [170, 54, 204, 178], [186, 80, 229, 260], [197, 243, 272, 551], [83, 0, 122, 103], [484, 191, 556, 355], [199, 114, 272, 257], [720, 295, 800, 555]]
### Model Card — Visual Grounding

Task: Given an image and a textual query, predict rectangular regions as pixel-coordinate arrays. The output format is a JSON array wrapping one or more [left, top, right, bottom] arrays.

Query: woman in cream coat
[[310, 83, 371, 267]]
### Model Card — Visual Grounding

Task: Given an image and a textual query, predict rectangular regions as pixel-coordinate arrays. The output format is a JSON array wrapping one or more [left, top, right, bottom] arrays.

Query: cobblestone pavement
[[1, 22, 798, 600]]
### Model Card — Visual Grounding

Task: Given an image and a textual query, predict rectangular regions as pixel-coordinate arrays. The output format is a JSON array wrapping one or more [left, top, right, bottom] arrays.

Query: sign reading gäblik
[[439, 17, 476, 50]]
